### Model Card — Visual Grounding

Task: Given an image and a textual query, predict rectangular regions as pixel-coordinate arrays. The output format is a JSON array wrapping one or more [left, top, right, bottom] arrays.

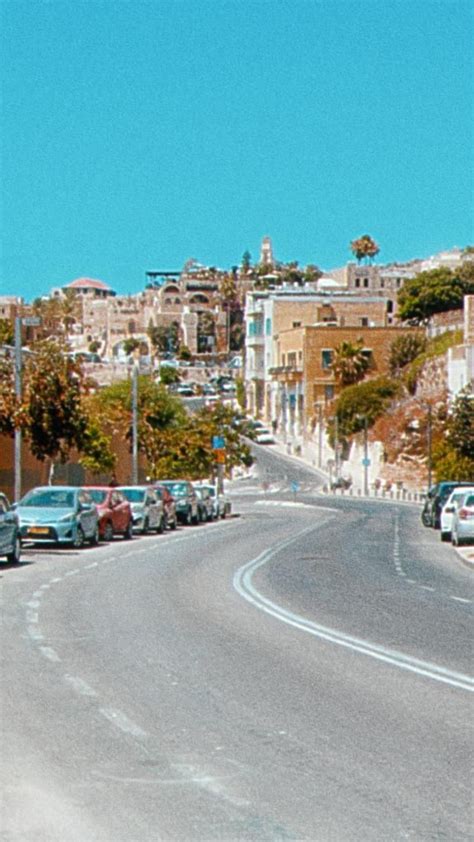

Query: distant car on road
[[119, 486, 165, 534], [451, 490, 474, 546], [16, 486, 99, 548], [331, 476, 352, 491], [440, 486, 474, 542], [255, 428, 275, 444], [0, 491, 21, 563], [85, 487, 133, 541]]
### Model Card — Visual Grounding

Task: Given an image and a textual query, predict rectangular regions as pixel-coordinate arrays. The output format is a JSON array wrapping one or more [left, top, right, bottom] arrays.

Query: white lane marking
[[40, 583, 50, 590], [26, 599, 40, 609], [64, 675, 97, 697], [420, 585, 435, 592], [233, 539, 474, 693], [99, 708, 147, 739], [27, 626, 43, 641], [450, 596, 472, 605], [26, 609, 38, 623], [406, 578, 417, 584], [84, 562, 99, 570], [32, 590, 43, 599], [39, 646, 61, 662], [50, 577, 62, 584], [65, 568, 80, 577]]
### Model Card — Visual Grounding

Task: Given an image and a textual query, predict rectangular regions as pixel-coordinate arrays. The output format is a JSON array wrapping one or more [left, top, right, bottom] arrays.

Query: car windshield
[[163, 483, 187, 497], [121, 488, 145, 503], [88, 490, 107, 504], [20, 489, 75, 508]]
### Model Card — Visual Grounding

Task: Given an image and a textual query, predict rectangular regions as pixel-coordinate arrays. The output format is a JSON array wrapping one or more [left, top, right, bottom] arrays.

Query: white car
[[255, 428, 275, 445], [440, 486, 474, 542], [194, 483, 231, 519], [451, 490, 474, 546]]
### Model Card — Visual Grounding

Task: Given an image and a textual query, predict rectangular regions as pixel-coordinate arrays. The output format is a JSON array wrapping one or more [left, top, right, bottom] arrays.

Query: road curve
[[1, 447, 473, 841]]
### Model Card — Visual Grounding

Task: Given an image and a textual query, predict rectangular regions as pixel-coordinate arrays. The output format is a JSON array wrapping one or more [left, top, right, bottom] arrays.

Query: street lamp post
[[131, 361, 139, 484], [427, 404, 433, 491], [13, 315, 41, 501], [362, 415, 369, 497]]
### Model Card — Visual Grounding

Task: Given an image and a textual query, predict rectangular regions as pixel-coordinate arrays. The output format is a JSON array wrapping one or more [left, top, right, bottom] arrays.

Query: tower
[[259, 236, 275, 268]]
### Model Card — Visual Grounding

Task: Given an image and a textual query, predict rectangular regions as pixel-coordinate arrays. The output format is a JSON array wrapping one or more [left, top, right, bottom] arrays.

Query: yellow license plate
[[28, 527, 50, 535]]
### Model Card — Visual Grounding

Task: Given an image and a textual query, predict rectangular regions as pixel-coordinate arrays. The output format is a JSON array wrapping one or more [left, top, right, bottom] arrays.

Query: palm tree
[[331, 339, 371, 386], [350, 235, 380, 264]]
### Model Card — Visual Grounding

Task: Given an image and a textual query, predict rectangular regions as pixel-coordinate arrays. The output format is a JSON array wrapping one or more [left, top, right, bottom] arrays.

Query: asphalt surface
[[1, 445, 473, 841]]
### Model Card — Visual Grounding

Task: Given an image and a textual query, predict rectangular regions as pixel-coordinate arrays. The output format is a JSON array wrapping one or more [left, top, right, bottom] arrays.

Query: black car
[[421, 481, 474, 529]]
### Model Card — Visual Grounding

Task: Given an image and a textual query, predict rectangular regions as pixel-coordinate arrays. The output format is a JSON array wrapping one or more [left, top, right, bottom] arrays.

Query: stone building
[[269, 324, 423, 439], [245, 286, 395, 418]]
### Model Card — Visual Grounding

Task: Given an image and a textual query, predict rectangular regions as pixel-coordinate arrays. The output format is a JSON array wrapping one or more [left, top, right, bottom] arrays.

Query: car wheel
[[123, 520, 133, 540], [156, 516, 165, 534], [73, 527, 85, 549], [440, 531, 450, 542], [221, 509, 226, 519], [7, 534, 21, 564], [89, 525, 99, 546], [103, 521, 114, 542]]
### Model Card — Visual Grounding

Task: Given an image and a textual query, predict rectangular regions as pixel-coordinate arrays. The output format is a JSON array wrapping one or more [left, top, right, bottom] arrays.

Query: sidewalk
[[259, 433, 474, 569]]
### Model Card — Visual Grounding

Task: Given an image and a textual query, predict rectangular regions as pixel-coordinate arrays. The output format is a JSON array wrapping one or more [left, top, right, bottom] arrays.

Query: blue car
[[16, 486, 99, 548], [0, 492, 21, 563]]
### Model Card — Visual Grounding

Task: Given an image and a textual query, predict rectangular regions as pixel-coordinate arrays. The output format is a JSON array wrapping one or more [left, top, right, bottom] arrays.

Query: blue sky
[[2, 0, 473, 301]]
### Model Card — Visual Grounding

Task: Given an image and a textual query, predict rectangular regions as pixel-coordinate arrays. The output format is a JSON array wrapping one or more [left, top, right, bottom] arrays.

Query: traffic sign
[[291, 480, 300, 493], [212, 435, 225, 450], [362, 457, 371, 467]]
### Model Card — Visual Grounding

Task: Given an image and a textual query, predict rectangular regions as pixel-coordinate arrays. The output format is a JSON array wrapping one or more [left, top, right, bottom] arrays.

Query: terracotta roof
[[66, 277, 112, 291]]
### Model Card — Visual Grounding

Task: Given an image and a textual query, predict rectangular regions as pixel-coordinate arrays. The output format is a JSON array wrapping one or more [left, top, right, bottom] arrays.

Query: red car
[[85, 487, 133, 541], [154, 484, 178, 530]]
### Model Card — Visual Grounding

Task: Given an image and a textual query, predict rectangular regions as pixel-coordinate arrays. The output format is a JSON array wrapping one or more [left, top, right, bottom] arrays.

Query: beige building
[[269, 324, 423, 438]]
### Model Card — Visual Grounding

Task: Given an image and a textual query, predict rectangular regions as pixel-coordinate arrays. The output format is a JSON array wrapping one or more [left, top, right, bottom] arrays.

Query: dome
[[67, 277, 112, 291]]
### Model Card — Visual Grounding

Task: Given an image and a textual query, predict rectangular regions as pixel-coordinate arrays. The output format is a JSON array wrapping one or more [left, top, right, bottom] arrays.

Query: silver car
[[0, 492, 21, 563], [119, 486, 165, 534], [16, 486, 99, 548], [451, 490, 474, 546]]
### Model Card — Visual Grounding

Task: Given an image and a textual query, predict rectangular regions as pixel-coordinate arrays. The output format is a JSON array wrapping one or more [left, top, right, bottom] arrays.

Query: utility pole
[[427, 404, 432, 491], [334, 413, 339, 478], [14, 318, 22, 502], [317, 403, 323, 469], [131, 361, 139, 484], [363, 415, 369, 496]]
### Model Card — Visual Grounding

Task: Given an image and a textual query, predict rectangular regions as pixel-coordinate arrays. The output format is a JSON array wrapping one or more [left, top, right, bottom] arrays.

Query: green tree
[[241, 250, 252, 272], [122, 337, 141, 356], [397, 267, 474, 324], [388, 333, 427, 375], [159, 365, 181, 386], [327, 377, 401, 446], [0, 318, 14, 346], [331, 339, 371, 386], [350, 235, 380, 264]]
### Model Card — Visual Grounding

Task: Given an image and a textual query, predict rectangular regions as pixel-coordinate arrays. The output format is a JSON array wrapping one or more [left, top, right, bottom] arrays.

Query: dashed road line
[[99, 707, 147, 739], [39, 646, 61, 662]]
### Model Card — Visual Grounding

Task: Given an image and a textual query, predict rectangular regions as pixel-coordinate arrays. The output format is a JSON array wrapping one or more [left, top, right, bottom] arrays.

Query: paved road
[[1, 446, 473, 840]]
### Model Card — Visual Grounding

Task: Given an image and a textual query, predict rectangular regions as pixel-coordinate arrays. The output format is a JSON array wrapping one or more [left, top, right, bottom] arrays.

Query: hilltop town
[[0, 236, 473, 495]]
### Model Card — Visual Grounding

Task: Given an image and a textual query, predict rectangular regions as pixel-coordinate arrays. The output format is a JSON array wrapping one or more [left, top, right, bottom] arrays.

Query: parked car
[[421, 481, 474, 528], [0, 491, 21, 563], [159, 481, 199, 525], [440, 486, 474, 542], [154, 484, 178, 530], [85, 487, 133, 541], [255, 428, 275, 444], [119, 486, 165, 534], [176, 384, 195, 397], [451, 490, 474, 546], [194, 486, 215, 522], [331, 476, 352, 491], [195, 483, 231, 519], [15, 486, 99, 548]]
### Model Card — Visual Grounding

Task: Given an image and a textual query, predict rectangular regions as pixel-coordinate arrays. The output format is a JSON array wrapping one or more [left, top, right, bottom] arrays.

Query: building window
[[325, 385, 335, 401], [321, 349, 333, 369], [355, 278, 360, 288], [298, 350, 303, 361], [265, 317, 272, 336], [288, 352, 297, 367], [292, 321, 301, 328], [380, 279, 385, 288], [363, 278, 369, 288], [360, 317, 369, 327], [281, 354, 286, 366]]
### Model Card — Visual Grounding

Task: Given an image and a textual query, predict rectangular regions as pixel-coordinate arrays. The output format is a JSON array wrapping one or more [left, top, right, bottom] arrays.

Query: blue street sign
[[362, 457, 371, 467], [212, 435, 225, 450], [291, 480, 300, 493]]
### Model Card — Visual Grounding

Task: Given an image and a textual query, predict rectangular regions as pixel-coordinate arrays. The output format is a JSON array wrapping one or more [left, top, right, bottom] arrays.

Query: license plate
[[28, 527, 50, 535]]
